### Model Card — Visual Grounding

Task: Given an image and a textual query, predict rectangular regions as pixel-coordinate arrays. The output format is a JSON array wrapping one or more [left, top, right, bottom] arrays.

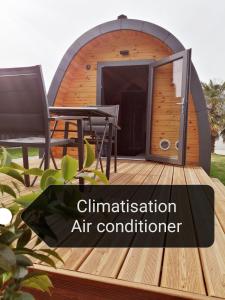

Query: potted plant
[[0, 141, 108, 299]]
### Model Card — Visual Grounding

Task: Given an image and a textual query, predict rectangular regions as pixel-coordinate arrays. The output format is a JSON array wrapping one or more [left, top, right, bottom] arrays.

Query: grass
[[211, 153, 225, 185], [0, 147, 39, 160]]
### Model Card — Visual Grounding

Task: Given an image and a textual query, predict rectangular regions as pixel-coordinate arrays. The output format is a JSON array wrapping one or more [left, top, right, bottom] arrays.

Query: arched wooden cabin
[[49, 16, 210, 173]]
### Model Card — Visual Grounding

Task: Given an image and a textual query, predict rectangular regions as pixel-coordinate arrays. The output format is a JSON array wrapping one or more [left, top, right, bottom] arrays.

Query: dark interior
[[102, 65, 149, 156]]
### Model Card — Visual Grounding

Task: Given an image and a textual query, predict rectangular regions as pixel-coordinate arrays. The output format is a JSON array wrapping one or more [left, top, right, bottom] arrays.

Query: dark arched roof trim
[[48, 18, 211, 173]]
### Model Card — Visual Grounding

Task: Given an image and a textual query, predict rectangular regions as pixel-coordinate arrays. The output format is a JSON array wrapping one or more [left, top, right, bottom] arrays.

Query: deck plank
[[52, 161, 150, 270], [161, 167, 206, 295], [1, 158, 225, 299], [194, 168, 225, 232], [78, 162, 159, 277], [212, 178, 225, 196], [117, 164, 172, 285], [184, 167, 225, 298]]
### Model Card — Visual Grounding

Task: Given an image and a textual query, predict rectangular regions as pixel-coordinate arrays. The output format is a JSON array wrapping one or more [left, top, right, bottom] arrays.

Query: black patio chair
[[0, 65, 72, 186], [63, 105, 120, 176], [60, 105, 120, 178], [86, 105, 120, 174]]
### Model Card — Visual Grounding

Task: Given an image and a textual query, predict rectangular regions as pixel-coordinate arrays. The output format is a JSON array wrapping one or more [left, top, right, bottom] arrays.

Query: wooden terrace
[[1, 158, 225, 300]]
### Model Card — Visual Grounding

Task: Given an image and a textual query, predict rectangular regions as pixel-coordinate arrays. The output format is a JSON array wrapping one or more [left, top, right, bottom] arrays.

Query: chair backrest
[[0, 65, 50, 140], [84, 105, 120, 135]]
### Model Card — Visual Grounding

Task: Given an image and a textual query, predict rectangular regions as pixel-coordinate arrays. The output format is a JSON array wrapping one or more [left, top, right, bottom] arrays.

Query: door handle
[[176, 97, 184, 105]]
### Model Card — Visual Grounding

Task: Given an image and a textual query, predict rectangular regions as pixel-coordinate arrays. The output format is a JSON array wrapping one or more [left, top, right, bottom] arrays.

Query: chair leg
[[63, 122, 69, 156], [106, 123, 113, 180], [77, 119, 84, 185], [50, 150, 58, 169], [44, 145, 50, 170], [31, 154, 45, 187], [31, 149, 57, 187], [99, 156, 104, 173], [22, 147, 30, 187], [95, 137, 104, 173], [114, 131, 117, 173]]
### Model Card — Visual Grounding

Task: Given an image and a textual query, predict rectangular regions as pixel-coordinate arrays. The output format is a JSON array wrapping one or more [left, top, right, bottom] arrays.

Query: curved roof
[[48, 18, 210, 172]]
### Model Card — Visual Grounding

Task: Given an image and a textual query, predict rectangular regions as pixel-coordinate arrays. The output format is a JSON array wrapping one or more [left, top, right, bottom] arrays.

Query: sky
[[0, 0, 224, 89]]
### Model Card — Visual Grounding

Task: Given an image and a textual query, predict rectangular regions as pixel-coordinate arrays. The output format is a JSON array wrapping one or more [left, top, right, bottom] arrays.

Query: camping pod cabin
[[49, 16, 211, 173]]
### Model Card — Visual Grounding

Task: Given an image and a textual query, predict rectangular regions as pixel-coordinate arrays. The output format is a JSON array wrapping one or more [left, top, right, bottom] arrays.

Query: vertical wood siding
[[52, 30, 199, 165]]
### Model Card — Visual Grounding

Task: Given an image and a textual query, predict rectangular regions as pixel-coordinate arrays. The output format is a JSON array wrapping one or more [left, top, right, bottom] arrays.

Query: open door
[[146, 49, 191, 165]]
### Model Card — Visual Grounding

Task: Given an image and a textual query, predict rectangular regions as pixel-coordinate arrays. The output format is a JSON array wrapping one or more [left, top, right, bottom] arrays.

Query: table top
[[49, 106, 114, 118]]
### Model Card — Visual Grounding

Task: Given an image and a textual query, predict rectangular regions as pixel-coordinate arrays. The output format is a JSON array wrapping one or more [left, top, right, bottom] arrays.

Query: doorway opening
[[100, 64, 149, 158]]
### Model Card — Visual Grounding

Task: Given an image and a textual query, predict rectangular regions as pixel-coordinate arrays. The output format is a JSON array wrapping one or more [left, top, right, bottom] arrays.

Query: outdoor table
[[49, 106, 114, 183]]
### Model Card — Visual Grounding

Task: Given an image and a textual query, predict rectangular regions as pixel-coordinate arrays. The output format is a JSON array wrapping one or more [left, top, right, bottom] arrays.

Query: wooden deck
[[1, 158, 225, 300]]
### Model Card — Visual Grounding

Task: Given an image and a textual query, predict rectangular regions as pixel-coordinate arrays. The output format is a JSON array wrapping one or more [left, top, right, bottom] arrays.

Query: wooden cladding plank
[[160, 167, 206, 295], [149, 55, 198, 164], [32, 264, 221, 300], [53, 29, 199, 164]]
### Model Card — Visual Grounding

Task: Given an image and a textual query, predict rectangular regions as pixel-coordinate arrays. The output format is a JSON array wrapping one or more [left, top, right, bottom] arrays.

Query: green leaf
[[16, 192, 40, 208], [0, 243, 16, 272], [0, 272, 11, 286], [0, 147, 12, 167], [39, 249, 64, 264], [0, 167, 24, 184], [23, 270, 47, 279], [78, 174, 98, 185], [14, 248, 56, 268], [17, 228, 32, 248], [40, 169, 61, 190], [12, 181, 21, 194], [12, 291, 35, 300], [34, 237, 42, 248], [0, 230, 22, 245], [61, 155, 78, 181], [21, 274, 53, 294], [16, 254, 33, 267], [9, 161, 25, 171], [13, 266, 29, 279], [14, 211, 23, 228], [91, 169, 109, 185], [31, 253, 56, 268], [24, 168, 44, 176], [8, 203, 20, 215], [84, 139, 95, 168], [0, 184, 17, 198], [44, 176, 64, 188]]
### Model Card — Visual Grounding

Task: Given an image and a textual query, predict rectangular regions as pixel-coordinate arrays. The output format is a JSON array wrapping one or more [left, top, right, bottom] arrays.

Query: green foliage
[[0, 148, 38, 161], [61, 155, 78, 181], [0, 217, 60, 299], [16, 193, 41, 208], [0, 168, 24, 185], [0, 185, 17, 199], [0, 141, 108, 299], [0, 148, 12, 167], [40, 169, 62, 190], [84, 138, 95, 168], [202, 80, 225, 152], [211, 153, 225, 185]]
